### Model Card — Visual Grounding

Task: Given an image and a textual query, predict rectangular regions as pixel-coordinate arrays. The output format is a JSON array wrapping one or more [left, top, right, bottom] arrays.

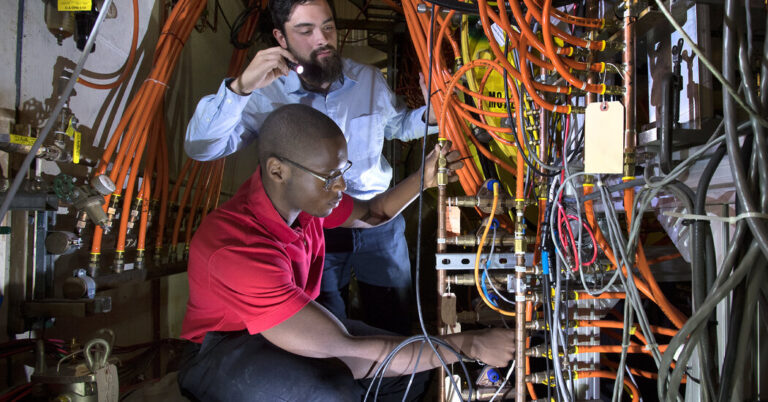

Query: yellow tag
[[73, 131, 81, 164], [9, 134, 37, 146], [630, 325, 637, 335], [66, 117, 76, 138], [58, 0, 92, 11], [584, 101, 624, 174]]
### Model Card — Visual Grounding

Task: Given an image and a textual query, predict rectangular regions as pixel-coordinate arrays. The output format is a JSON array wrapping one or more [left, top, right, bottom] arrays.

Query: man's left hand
[[424, 141, 463, 189]]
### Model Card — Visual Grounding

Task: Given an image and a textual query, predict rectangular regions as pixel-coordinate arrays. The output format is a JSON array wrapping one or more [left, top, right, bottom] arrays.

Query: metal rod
[[0, 0, 115, 223]]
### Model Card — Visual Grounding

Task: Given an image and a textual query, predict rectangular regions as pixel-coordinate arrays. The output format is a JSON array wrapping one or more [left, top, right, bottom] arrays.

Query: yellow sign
[[58, 0, 92, 11], [9, 134, 37, 146], [73, 131, 81, 164]]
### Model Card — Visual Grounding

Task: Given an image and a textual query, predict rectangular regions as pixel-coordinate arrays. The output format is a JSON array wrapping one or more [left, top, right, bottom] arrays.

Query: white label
[[585, 101, 625, 174], [95, 363, 119, 402]]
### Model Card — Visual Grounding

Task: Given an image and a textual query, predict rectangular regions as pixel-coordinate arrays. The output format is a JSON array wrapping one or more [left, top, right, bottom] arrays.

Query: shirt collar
[[284, 58, 358, 94], [244, 167, 313, 244]]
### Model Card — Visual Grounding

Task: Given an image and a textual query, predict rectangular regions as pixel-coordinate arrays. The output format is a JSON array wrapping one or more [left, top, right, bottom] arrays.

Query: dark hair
[[269, 0, 335, 33], [257, 104, 343, 166], [269, 0, 310, 33]]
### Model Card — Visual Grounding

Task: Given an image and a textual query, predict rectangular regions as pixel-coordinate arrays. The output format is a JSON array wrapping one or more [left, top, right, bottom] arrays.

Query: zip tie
[[662, 210, 768, 225], [144, 78, 169, 88], [159, 31, 185, 46], [644, 342, 659, 351]]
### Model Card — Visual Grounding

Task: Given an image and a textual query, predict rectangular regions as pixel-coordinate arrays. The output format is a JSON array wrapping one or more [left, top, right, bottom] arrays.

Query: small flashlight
[[285, 59, 304, 74]]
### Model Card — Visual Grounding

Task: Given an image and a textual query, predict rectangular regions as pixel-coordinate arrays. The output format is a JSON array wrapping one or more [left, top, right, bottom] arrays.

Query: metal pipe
[[623, 0, 637, 159], [436, 140, 448, 402], [514, 203, 527, 402], [586, 0, 600, 105]]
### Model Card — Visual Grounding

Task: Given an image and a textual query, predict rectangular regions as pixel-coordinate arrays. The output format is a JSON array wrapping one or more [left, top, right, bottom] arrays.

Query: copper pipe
[[586, 0, 600, 105], [436, 140, 448, 402], [623, 1, 637, 152], [514, 204, 527, 402]]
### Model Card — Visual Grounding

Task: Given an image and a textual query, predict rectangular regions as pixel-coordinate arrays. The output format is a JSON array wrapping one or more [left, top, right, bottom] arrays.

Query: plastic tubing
[[135, 118, 160, 252], [170, 162, 202, 253], [582, 184, 658, 303], [78, 0, 140, 89], [623, 187, 687, 329], [530, 0, 603, 28], [577, 320, 678, 337], [578, 371, 640, 402], [154, 125, 171, 251], [574, 344, 668, 355], [541, 0, 606, 93], [521, 0, 606, 51], [184, 162, 214, 248], [474, 182, 515, 315], [115, 119, 151, 253]]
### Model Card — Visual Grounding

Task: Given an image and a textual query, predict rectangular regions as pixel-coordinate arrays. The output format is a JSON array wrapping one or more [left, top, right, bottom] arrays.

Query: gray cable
[[0, 0, 115, 223]]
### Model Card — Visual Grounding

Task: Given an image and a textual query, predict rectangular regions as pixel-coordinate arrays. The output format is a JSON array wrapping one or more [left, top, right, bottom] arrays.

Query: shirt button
[[226, 99, 232, 104]]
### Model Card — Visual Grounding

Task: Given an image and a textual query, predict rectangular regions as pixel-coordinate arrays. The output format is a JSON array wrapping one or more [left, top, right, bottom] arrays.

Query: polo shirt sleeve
[[208, 244, 312, 334], [322, 193, 354, 229]]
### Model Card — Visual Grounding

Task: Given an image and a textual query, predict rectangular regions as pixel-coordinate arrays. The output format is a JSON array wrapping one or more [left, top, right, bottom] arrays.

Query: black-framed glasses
[[275, 156, 353, 190]]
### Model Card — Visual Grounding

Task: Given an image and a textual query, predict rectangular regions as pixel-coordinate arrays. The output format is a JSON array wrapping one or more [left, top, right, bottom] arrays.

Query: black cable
[[691, 144, 726, 398], [408, 5, 471, 401], [230, 2, 261, 49], [500, 46, 560, 177]]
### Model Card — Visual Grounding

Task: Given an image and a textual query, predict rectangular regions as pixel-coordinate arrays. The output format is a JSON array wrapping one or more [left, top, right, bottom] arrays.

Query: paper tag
[[95, 363, 119, 402], [58, 0, 92, 11], [584, 101, 624, 174], [440, 292, 457, 326], [9, 134, 36, 146], [445, 205, 461, 236]]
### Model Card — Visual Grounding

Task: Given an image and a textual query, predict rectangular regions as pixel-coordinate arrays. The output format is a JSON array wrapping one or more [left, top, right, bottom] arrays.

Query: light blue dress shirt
[[185, 58, 438, 200]]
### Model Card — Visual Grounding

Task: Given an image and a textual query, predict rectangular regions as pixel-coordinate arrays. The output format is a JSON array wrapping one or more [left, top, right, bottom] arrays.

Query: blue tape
[[542, 251, 550, 275]]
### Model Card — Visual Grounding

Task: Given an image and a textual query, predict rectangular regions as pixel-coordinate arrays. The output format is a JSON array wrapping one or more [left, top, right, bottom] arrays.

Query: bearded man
[[184, 0, 438, 335]]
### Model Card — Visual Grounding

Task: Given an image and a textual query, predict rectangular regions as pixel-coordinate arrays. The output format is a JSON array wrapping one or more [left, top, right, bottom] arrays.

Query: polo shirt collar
[[284, 58, 358, 94], [245, 167, 313, 244]]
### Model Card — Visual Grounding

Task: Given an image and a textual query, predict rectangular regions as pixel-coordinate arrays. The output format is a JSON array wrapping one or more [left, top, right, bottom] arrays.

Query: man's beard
[[291, 45, 343, 91]]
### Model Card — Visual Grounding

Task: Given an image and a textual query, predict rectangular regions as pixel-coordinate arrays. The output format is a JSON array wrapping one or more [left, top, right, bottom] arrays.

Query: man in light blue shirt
[[185, 0, 438, 334]]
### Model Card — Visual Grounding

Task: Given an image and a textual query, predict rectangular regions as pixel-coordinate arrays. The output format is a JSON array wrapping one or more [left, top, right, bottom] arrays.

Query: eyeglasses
[[275, 156, 352, 190]]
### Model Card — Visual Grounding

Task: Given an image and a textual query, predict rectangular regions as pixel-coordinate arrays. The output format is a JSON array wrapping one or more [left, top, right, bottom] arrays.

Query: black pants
[[177, 320, 429, 401]]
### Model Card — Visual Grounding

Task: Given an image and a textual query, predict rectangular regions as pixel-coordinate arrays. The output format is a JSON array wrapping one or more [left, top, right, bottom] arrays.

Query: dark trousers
[[320, 215, 414, 335], [177, 320, 429, 401]]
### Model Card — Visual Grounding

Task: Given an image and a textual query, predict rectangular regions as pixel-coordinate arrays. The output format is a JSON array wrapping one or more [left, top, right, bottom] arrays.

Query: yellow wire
[[474, 181, 515, 316]]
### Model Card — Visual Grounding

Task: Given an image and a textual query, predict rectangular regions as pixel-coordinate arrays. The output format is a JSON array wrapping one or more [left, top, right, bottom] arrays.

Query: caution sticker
[[9, 134, 36, 146], [58, 0, 92, 11]]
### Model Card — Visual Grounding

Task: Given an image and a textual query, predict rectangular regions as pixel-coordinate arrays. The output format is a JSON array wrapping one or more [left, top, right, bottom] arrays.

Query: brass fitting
[[126, 198, 142, 234], [135, 249, 145, 270], [113, 251, 125, 273]]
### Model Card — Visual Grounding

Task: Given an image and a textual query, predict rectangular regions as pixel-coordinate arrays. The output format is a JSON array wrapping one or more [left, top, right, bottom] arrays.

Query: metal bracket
[[435, 253, 533, 270]]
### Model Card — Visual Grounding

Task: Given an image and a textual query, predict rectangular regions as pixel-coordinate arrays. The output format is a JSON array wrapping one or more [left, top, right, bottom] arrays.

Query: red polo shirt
[[181, 168, 354, 343]]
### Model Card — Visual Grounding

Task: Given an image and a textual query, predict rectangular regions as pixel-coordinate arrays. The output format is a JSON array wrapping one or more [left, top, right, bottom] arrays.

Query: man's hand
[[460, 328, 516, 368], [419, 72, 438, 125], [423, 142, 463, 189], [230, 47, 298, 95]]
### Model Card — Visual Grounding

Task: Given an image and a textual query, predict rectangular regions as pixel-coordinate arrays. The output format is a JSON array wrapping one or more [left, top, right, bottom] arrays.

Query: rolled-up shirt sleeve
[[184, 79, 256, 161]]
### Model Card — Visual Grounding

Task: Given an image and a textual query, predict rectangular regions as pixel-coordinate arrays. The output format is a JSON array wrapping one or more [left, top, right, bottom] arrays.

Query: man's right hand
[[460, 328, 517, 368], [229, 47, 298, 95]]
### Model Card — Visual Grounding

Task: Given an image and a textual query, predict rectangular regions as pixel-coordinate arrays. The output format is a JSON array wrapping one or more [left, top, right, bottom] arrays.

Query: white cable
[[489, 360, 516, 402]]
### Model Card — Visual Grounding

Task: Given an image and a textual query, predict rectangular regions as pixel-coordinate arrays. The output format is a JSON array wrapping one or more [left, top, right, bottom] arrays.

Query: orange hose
[[623, 186, 687, 329], [578, 320, 678, 337], [78, 0, 140, 89], [578, 371, 640, 402]]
